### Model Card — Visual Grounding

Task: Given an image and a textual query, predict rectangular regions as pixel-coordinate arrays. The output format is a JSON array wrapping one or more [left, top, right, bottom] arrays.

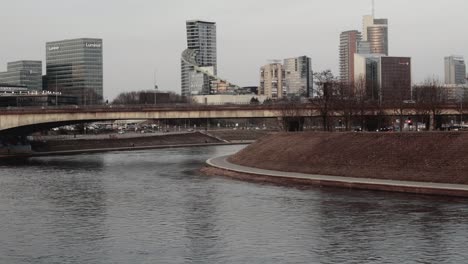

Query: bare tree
[[112, 91, 141, 105], [112, 90, 188, 105], [413, 79, 447, 131], [311, 70, 338, 131], [353, 76, 370, 131], [277, 97, 305, 132]]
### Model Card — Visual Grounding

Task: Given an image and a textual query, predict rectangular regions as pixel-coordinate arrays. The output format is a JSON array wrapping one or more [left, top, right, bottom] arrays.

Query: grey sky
[[1, 0, 467, 100]]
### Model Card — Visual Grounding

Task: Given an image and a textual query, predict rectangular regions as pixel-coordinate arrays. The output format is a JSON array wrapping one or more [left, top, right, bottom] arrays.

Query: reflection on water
[[1, 145, 468, 263]]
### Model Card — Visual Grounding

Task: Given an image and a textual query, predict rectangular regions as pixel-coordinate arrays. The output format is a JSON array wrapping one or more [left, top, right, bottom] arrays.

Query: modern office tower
[[354, 55, 411, 102], [339, 30, 362, 85], [379, 56, 411, 102], [362, 15, 388, 55], [259, 63, 286, 99], [354, 54, 382, 99], [0, 61, 42, 90], [46, 38, 103, 105], [445, 56, 466, 85], [283, 56, 313, 97]]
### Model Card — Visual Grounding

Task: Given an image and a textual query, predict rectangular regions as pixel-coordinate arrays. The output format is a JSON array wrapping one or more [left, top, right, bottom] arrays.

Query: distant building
[[181, 20, 239, 96], [46, 38, 103, 105], [340, 30, 362, 85], [354, 54, 383, 99], [283, 56, 313, 97], [181, 20, 217, 96], [363, 15, 388, 55], [259, 63, 286, 99], [354, 55, 411, 102], [0, 61, 42, 91], [192, 94, 268, 105], [445, 55, 466, 85], [0, 83, 28, 92], [238, 86, 258, 95], [443, 84, 468, 102], [0, 91, 78, 107], [357, 41, 371, 54], [380, 57, 411, 102]]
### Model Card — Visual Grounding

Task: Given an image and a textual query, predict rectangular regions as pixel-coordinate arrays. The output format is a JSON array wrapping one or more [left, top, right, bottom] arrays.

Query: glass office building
[[46, 38, 103, 105], [283, 56, 313, 97], [0, 61, 42, 91]]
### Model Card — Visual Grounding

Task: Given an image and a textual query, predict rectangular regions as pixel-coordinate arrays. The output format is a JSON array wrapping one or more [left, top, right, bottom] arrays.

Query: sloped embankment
[[31, 132, 221, 152], [228, 132, 468, 184]]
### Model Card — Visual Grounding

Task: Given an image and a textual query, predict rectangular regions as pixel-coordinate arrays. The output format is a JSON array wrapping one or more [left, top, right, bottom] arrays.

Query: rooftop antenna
[[372, 0, 375, 17], [153, 69, 158, 90]]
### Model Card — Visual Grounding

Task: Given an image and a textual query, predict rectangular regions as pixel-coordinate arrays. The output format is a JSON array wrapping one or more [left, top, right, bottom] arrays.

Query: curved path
[[207, 155, 468, 197]]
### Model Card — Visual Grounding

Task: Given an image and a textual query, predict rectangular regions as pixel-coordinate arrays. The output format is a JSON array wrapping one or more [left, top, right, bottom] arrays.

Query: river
[[1, 145, 468, 263]]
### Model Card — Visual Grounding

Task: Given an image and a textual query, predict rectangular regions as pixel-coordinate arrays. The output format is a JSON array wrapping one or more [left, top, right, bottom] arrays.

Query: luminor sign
[[85, 43, 102, 48], [48, 46, 60, 51]]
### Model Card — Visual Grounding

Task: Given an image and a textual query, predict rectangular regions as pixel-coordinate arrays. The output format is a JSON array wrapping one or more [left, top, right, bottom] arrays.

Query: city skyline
[[0, 0, 467, 100]]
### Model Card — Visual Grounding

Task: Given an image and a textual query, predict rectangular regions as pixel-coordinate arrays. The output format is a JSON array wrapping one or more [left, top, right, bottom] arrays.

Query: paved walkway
[[207, 155, 468, 194]]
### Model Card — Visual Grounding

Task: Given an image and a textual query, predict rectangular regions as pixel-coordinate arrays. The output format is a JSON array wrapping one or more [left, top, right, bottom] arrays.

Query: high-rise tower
[[340, 30, 362, 84], [46, 38, 103, 105], [362, 2, 388, 56], [445, 56, 467, 85], [181, 20, 217, 96]]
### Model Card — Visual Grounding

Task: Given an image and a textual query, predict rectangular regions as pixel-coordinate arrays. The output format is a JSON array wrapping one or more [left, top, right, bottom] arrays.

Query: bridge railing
[[0, 101, 466, 114]]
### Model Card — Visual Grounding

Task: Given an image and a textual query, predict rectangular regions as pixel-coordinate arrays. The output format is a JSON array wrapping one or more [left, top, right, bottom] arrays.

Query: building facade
[[46, 38, 103, 105], [0, 61, 42, 91], [339, 30, 362, 85], [379, 56, 411, 102], [181, 20, 217, 96], [283, 56, 313, 97], [445, 55, 466, 85], [363, 15, 388, 55], [259, 63, 286, 99], [354, 55, 411, 102], [354, 54, 382, 99]]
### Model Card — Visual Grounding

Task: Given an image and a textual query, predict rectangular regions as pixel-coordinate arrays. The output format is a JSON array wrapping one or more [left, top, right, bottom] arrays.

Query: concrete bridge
[[0, 104, 465, 135], [0, 105, 290, 135]]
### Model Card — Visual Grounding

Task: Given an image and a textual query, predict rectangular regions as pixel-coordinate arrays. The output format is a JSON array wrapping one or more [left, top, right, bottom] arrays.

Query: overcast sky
[[1, 0, 467, 100]]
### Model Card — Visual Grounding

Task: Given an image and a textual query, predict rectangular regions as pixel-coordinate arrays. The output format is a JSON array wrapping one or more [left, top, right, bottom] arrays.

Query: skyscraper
[[181, 20, 217, 96], [0, 61, 42, 91], [46, 38, 103, 105], [362, 15, 388, 55], [445, 56, 466, 85], [339, 30, 362, 84], [283, 56, 313, 97]]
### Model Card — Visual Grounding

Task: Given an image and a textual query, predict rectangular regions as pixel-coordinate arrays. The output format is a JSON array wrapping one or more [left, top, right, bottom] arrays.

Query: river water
[[1, 145, 468, 264]]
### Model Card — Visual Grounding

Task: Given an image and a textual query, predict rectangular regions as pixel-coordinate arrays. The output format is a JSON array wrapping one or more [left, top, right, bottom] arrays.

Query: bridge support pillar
[[280, 117, 305, 132]]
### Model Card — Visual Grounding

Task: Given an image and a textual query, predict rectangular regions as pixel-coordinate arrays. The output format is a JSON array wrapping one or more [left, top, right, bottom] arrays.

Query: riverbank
[[0, 131, 262, 158], [203, 132, 468, 197], [30, 132, 221, 152], [203, 155, 468, 198]]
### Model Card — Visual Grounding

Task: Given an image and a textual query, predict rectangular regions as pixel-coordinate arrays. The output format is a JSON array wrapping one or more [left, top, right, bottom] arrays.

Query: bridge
[[0, 104, 466, 135]]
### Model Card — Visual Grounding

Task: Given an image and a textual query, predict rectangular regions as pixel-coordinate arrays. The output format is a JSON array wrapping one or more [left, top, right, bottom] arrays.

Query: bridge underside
[[0, 120, 108, 136]]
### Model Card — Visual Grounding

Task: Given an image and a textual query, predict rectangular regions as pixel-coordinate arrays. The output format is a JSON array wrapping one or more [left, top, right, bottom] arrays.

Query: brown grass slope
[[228, 132, 468, 184], [31, 132, 221, 152]]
